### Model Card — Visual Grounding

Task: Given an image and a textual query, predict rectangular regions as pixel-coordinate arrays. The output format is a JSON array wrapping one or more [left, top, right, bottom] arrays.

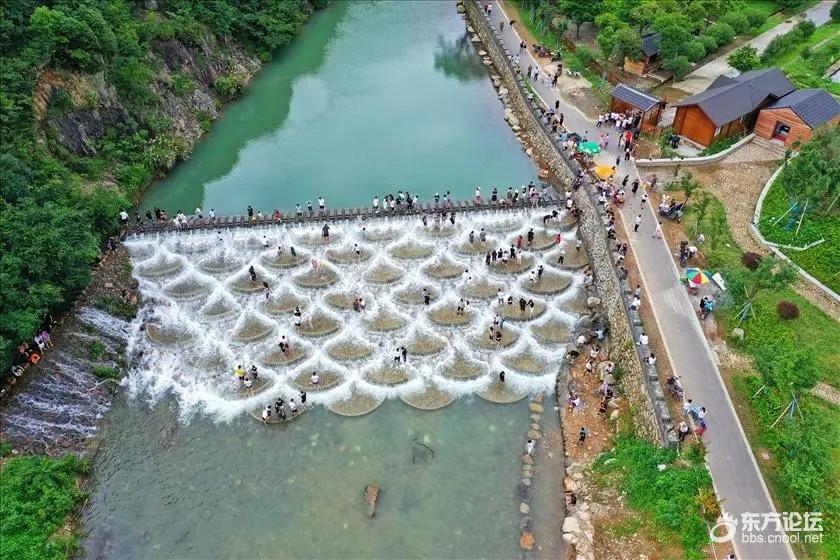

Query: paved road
[[486, 3, 795, 558], [675, 0, 837, 94]]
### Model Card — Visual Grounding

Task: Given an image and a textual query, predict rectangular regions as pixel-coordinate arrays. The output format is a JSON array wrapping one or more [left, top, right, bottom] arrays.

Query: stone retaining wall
[[635, 134, 755, 167], [466, 0, 665, 445]]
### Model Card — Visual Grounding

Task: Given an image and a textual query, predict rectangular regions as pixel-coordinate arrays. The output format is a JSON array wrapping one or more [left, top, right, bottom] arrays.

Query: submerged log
[[364, 484, 380, 518]]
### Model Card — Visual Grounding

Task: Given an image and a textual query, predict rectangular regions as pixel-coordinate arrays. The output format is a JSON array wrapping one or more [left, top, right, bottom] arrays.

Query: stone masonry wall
[[466, 0, 665, 445]]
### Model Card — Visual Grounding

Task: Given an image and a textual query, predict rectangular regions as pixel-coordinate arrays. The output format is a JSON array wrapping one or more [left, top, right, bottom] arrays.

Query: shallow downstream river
[[83, 2, 562, 558], [141, 0, 535, 215]]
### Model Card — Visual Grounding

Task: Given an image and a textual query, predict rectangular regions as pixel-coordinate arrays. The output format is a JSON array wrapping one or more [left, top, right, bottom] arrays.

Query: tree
[[663, 55, 690, 78], [728, 46, 760, 72], [560, 0, 603, 39], [683, 40, 707, 63], [743, 257, 797, 301], [653, 13, 692, 60], [708, 208, 728, 250], [706, 22, 736, 47], [611, 25, 642, 61], [677, 172, 700, 203], [693, 193, 712, 236], [832, 0, 840, 21]]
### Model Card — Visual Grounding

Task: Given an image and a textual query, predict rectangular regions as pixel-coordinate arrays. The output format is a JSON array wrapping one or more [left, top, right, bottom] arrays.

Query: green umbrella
[[578, 141, 601, 155]]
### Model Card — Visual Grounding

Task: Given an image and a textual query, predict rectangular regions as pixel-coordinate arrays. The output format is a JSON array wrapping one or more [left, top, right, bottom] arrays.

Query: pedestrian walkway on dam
[[125, 192, 562, 237], [485, 2, 793, 559]]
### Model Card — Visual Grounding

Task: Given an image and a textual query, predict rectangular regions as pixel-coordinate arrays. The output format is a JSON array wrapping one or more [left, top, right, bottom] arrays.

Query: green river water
[[141, 0, 536, 215], [83, 2, 559, 558]]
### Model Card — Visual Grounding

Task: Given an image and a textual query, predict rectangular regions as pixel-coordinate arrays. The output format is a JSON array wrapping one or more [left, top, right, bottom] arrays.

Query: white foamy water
[[125, 208, 584, 421]]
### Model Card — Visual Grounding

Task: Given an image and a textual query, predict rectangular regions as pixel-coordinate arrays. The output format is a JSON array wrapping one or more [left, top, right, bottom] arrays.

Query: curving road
[[484, 2, 796, 558]]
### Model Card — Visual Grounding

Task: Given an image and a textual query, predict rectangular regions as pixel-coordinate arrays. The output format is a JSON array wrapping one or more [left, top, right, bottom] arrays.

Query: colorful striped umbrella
[[685, 268, 713, 286]]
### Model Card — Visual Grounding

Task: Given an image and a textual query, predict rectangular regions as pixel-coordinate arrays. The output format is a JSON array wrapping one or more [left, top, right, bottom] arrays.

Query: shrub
[[728, 46, 760, 72], [94, 294, 136, 320], [776, 300, 800, 319], [721, 11, 750, 35], [795, 19, 816, 38], [832, 1, 840, 21], [741, 251, 764, 270], [0, 454, 90, 560], [89, 339, 105, 360], [744, 9, 767, 29], [683, 40, 706, 63], [663, 55, 690, 78], [213, 74, 245, 100], [800, 45, 812, 59], [170, 72, 195, 96], [698, 35, 718, 54], [92, 365, 120, 379], [707, 23, 736, 47], [575, 46, 599, 67]]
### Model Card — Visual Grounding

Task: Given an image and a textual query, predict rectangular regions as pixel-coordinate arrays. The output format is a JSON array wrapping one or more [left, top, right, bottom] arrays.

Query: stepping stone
[[261, 346, 307, 367], [365, 311, 407, 333], [479, 381, 529, 404], [390, 243, 435, 260], [428, 305, 474, 327], [324, 291, 355, 310], [400, 383, 455, 410], [503, 351, 549, 375], [365, 264, 404, 285], [328, 392, 384, 417], [366, 366, 410, 386], [297, 313, 340, 338], [326, 247, 372, 265], [200, 254, 244, 275], [462, 279, 504, 300], [231, 317, 274, 344], [499, 301, 547, 322], [293, 266, 339, 289], [521, 272, 572, 295], [326, 339, 373, 362], [163, 275, 212, 300], [489, 255, 535, 274], [292, 370, 342, 392], [471, 327, 518, 349], [261, 251, 308, 270], [440, 356, 485, 380], [263, 294, 307, 315], [530, 321, 571, 344], [423, 259, 465, 280], [395, 285, 439, 305], [146, 323, 194, 347], [135, 255, 183, 278], [407, 332, 447, 356]]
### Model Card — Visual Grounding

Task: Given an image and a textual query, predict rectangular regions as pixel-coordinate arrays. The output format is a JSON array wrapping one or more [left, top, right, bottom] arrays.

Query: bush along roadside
[[0, 454, 90, 560], [593, 436, 715, 559]]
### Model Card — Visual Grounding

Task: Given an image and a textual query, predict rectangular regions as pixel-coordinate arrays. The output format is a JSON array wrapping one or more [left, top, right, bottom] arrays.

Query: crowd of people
[[4, 314, 58, 397]]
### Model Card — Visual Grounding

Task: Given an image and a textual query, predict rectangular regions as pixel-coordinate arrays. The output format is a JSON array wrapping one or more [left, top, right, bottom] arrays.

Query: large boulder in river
[[364, 484, 380, 518], [508, 114, 520, 127]]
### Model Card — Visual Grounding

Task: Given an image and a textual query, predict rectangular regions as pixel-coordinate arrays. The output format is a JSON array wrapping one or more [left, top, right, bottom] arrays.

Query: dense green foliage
[[757, 127, 840, 292], [0, 454, 90, 560], [682, 185, 840, 559], [516, 0, 803, 77], [594, 437, 714, 558], [727, 45, 761, 72], [761, 19, 816, 62], [0, 0, 319, 375]]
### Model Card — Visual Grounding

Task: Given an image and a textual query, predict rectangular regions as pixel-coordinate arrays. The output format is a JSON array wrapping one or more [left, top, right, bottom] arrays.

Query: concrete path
[[675, 0, 837, 95], [486, 3, 794, 558]]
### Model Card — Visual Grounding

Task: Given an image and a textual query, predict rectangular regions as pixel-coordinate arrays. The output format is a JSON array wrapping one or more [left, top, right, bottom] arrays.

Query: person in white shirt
[[318, 196, 325, 210], [209, 209, 216, 221], [310, 372, 320, 386], [638, 331, 649, 345], [194, 207, 203, 219], [119, 210, 129, 225]]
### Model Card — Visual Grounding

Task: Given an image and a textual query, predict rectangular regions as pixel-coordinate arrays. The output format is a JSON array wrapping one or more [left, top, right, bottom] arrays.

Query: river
[[82, 2, 566, 558], [140, 0, 536, 215]]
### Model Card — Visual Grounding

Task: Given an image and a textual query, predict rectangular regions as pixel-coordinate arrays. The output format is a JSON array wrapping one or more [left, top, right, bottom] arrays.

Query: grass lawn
[[761, 22, 840, 94], [758, 172, 840, 294], [682, 189, 840, 559]]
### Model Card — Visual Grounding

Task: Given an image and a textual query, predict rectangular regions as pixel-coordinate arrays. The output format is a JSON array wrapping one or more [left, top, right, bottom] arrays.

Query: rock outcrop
[[364, 484, 380, 518]]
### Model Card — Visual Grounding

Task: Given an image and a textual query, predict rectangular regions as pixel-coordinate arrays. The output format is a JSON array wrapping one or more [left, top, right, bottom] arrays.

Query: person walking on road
[[652, 221, 663, 239], [634, 214, 642, 233]]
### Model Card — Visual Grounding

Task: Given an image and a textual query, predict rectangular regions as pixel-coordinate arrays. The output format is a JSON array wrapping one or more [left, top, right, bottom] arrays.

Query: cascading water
[[0, 307, 131, 454], [125, 207, 585, 422]]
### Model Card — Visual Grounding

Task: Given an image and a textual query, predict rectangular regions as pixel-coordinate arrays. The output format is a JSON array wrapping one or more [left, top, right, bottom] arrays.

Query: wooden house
[[754, 89, 840, 147], [673, 68, 795, 147], [609, 83, 662, 133], [624, 33, 661, 77]]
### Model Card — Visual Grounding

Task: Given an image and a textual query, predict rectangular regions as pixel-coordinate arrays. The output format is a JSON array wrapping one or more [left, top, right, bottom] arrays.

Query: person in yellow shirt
[[234, 365, 246, 384]]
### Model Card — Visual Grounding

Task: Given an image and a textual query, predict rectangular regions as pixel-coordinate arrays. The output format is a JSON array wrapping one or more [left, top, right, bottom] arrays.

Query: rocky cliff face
[[34, 30, 260, 163]]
